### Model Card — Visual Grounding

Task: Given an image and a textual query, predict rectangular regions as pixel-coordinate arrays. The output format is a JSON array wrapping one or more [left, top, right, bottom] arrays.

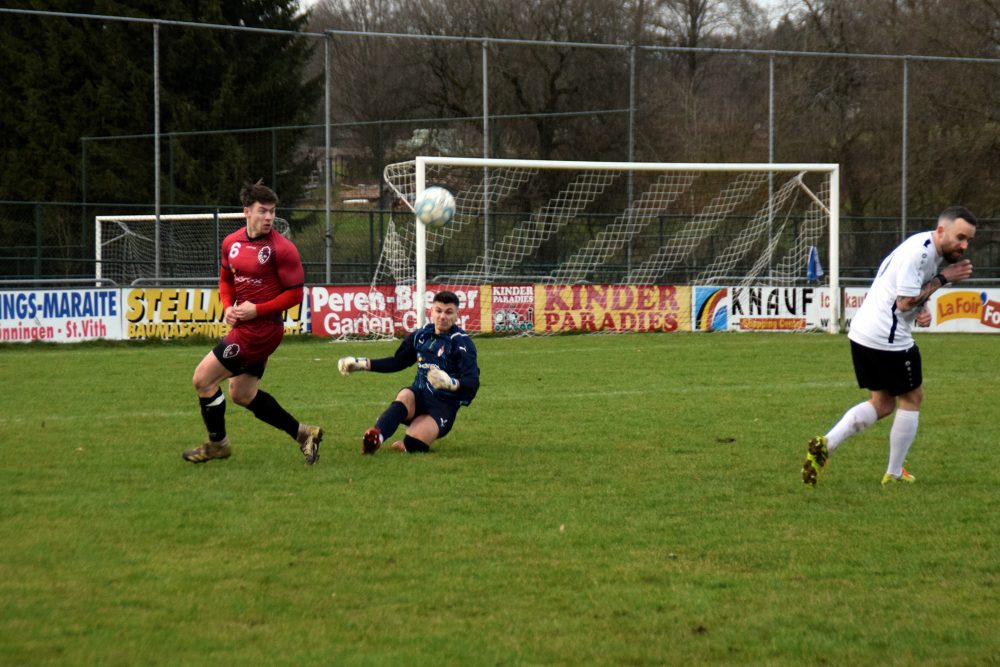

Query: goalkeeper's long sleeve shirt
[[369, 322, 480, 406]]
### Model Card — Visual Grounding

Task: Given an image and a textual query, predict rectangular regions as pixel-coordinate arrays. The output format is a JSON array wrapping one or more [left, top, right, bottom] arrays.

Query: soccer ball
[[413, 186, 456, 228]]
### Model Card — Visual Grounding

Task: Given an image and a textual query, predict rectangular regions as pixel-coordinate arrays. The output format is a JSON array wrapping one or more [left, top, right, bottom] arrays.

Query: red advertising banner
[[310, 284, 483, 337], [488, 285, 535, 334], [535, 284, 691, 333]]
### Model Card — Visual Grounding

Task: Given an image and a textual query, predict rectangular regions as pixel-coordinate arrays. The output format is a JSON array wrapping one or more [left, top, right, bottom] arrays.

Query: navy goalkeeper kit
[[370, 322, 480, 405]]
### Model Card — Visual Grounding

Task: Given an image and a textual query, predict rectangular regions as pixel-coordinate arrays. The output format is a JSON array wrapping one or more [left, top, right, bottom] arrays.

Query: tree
[[0, 0, 320, 208]]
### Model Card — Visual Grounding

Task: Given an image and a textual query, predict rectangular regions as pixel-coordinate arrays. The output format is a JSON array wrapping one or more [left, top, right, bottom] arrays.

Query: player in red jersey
[[183, 180, 323, 464]]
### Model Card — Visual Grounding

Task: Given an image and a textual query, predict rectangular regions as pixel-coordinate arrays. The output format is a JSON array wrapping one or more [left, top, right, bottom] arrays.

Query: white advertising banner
[[727, 286, 831, 332], [0, 289, 122, 342]]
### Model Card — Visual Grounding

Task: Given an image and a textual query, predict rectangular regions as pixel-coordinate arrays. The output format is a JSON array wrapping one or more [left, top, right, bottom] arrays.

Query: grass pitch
[[1, 333, 997, 665]]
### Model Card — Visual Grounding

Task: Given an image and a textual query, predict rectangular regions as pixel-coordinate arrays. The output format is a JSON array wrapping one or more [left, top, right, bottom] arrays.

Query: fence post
[[35, 205, 43, 279]]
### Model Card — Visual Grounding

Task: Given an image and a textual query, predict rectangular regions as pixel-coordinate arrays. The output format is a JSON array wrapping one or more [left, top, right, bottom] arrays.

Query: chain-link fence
[[1, 7, 998, 286]]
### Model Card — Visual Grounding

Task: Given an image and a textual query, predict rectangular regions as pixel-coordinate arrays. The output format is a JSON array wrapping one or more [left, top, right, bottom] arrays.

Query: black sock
[[403, 435, 431, 453], [246, 390, 299, 439], [375, 400, 408, 440], [199, 389, 227, 442]]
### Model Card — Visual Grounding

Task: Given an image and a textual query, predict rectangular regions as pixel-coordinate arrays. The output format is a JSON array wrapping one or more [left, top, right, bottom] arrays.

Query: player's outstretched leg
[[183, 437, 232, 463], [297, 424, 323, 465], [802, 435, 829, 486], [362, 427, 382, 455], [881, 468, 916, 485]]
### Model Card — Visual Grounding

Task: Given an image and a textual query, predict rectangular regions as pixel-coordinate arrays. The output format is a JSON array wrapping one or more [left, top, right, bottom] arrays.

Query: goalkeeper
[[338, 290, 480, 454]]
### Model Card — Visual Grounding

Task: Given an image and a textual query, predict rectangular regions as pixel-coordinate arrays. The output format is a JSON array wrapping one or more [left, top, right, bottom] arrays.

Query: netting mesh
[[95, 213, 289, 285], [368, 160, 833, 338]]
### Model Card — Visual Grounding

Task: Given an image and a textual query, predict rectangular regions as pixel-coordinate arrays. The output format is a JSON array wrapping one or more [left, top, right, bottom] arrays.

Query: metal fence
[[1, 7, 998, 286]]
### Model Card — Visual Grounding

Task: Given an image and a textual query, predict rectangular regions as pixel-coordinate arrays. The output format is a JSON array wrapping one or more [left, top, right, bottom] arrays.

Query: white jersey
[[849, 231, 941, 351]]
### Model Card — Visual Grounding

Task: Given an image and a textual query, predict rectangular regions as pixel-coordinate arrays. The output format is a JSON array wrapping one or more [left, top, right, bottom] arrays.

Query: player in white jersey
[[802, 206, 977, 486]]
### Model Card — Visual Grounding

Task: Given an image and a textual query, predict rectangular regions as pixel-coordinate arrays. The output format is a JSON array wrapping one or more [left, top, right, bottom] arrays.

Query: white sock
[[825, 401, 878, 453], [887, 409, 919, 477]]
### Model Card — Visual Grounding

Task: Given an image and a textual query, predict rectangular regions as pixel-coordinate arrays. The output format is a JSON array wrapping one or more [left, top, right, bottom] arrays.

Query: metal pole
[[901, 58, 909, 242], [324, 33, 332, 283], [627, 45, 636, 275], [482, 39, 491, 277], [81, 138, 89, 269], [768, 55, 775, 278], [271, 127, 278, 192], [153, 23, 161, 279]]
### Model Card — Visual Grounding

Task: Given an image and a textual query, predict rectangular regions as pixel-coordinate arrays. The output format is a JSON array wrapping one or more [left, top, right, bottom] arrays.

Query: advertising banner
[[487, 284, 535, 334], [310, 284, 482, 337], [0, 289, 122, 342], [929, 288, 1000, 333], [728, 286, 830, 331], [535, 284, 691, 333], [692, 287, 729, 332], [124, 287, 306, 339]]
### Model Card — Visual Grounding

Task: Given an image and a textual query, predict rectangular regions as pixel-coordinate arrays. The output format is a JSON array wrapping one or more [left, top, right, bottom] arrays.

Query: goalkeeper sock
[[246, 390, 299, 439], [403, 435, 431, 453], [375, 400, 408, 440], [825, 400, 878, 453], [199, 389, 227, 442]]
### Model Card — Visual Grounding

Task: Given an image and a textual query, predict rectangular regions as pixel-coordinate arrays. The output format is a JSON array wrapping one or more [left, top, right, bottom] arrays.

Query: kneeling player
[[338, 290, 479, 453]]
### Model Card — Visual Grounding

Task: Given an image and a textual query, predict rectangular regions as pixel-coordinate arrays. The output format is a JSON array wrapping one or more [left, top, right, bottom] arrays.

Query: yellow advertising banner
[[535, 284, 691, 333], [124, 287, 305, 339]]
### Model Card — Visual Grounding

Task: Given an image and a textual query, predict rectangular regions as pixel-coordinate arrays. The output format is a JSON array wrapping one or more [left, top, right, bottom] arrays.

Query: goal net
[[368, 157, 839, 337], [95, 212, 289, 285]]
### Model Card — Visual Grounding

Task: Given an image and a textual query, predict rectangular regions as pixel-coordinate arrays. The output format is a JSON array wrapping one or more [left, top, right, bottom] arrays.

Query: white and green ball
[[413, 186, 456, 228]]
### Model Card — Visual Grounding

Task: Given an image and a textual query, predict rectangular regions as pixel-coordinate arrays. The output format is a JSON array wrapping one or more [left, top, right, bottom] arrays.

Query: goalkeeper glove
[[338, 356, 369, 375], [427, 366, 460, 391]]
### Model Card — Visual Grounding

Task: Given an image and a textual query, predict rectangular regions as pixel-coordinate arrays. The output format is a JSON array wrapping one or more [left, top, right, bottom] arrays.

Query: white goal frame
[[397, 156, 840, 333], [94, 212, 288, 285]]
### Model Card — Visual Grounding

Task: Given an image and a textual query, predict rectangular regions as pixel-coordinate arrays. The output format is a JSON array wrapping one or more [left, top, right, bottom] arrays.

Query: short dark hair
[[433, 290, 460, 307], [940, 205, 976, 226], [240, 179, 278, 208]]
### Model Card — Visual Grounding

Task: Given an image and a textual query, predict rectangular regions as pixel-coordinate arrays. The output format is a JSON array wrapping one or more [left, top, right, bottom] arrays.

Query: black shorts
[[211, 339, 268, 378], [402, 387, 461, 438], [850, 340, 922, 396]]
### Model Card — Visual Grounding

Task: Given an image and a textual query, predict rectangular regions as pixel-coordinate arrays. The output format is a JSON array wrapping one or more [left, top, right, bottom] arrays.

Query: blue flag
[[807, 246, 824, 281]]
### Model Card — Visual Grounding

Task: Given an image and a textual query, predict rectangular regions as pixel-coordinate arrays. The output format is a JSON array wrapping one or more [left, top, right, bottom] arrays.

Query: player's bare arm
[[896, 259, 973, 312]]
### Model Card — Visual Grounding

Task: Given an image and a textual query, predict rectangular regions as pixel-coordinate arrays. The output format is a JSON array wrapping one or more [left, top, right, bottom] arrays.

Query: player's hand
[[233, 301, 258, 321], [942, 259, 973, 284], [427, 366, 459, 391], [223, 306, 238, 326], [916, 308, 932, 327], [338, 357, 368, 375]]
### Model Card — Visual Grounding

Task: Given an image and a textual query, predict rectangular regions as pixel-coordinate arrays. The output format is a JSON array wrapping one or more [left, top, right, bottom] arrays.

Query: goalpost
[[371, 157, 840, 336], [94, 212, 289, 285]]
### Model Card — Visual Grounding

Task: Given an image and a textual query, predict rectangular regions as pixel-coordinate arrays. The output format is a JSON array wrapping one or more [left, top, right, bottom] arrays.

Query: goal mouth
[[94, 212, 290, 286], [365, 158, 839, 338]]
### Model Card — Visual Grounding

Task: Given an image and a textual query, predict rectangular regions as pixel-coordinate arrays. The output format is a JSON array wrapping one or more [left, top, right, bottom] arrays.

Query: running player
[[337, 290, 479, 454], [184, 180, 323, 464], [802, 205, 976, 486]]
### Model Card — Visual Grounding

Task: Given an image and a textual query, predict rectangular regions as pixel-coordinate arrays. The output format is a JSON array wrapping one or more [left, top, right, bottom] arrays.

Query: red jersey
[[219, 228, 304, 363]]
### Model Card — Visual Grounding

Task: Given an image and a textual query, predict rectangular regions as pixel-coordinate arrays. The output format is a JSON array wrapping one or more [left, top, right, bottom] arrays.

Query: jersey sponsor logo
[[229, 242, 241, 259], [257, 246, 272, 265], [437, 346, 444, 357], [223, 343, 240, 358]]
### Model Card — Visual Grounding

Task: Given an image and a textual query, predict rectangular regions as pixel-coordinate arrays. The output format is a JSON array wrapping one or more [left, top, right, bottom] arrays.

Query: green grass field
[[1, 333, 997, 666]]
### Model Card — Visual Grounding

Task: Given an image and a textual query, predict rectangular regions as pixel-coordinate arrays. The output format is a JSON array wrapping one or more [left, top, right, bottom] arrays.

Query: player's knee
[[899, 386, 923, 411], [192, 372, 214, 396], [403, 435, 431, 453]]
